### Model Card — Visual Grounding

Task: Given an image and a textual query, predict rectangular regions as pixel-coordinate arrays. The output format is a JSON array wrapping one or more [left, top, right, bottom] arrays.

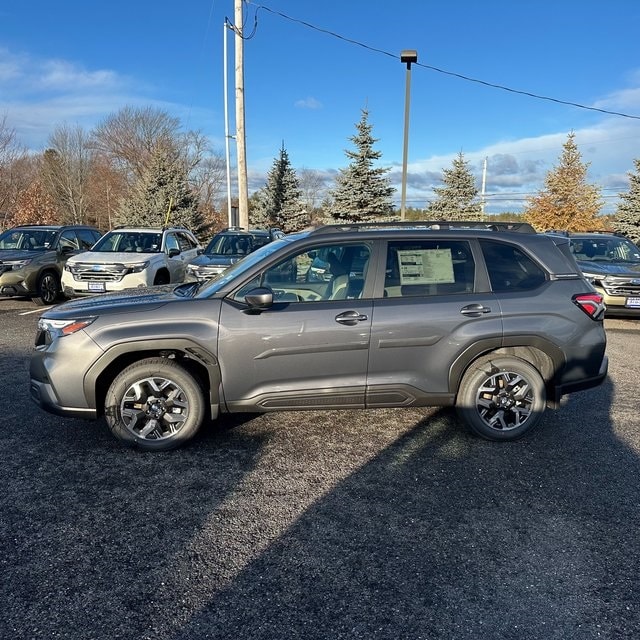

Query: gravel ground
[[1, 298, 639, 640]]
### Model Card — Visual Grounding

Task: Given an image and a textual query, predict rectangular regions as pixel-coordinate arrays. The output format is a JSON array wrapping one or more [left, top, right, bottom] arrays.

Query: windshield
[[92, 231, 162, 253], [571, 236, 640, 263], [0, 228, 58, 251], [204, 233, 253, 256], [195, 235, 299, 298]]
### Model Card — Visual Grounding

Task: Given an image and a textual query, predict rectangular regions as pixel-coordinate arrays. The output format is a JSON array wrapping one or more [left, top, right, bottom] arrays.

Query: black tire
[[456, 355, 546, 441], [33, 271, 61, 306], [105, 357, 205, 451]]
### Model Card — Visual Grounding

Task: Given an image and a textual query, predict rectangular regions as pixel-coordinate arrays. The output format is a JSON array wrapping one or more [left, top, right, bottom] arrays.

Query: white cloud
[[38, 59, 121, 91], [294, 97, 322, 109]]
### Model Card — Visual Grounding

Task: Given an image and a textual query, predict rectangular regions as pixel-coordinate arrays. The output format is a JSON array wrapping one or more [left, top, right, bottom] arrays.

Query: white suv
[[62, 226, 201, 297]]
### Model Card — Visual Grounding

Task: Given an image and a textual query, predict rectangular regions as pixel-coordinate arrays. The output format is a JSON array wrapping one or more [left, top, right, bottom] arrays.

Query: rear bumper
[[552, 354, 609, 402]]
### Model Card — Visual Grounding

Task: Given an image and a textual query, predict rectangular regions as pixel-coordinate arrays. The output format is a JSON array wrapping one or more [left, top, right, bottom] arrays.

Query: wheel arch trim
[[84, 338, 221, 418]]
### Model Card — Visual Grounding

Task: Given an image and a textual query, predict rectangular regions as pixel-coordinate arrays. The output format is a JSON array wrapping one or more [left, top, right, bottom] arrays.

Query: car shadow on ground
[[161, 373, 640, 640]]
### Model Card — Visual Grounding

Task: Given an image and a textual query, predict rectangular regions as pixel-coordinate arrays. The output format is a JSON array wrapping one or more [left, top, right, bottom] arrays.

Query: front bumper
[[29, 377, 97, 419]]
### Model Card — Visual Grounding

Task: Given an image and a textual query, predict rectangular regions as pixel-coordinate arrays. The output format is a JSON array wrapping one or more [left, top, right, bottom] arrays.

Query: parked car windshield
[[570, 236, 640, 263], [195, 235, 299, 298], [0, 228, 58, 251], [92, 231, 163, 253], [204, 233, 253, 256]]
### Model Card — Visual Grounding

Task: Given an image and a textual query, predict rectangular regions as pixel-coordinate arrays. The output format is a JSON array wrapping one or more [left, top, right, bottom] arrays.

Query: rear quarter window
[[480, 240, 546, 292]]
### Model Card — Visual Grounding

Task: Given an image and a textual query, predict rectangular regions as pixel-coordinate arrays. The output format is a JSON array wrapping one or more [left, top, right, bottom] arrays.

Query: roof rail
[[548, 229, 622, 237], [311, 220, 536, 234]]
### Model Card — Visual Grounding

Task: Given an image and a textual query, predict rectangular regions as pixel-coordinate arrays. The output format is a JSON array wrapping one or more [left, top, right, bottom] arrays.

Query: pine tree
[[251, 143, 307, 233], [331, 108, 395, 222], [613, 158, 640, 244], [524, 132, 603, 231], [114, 146, 202, 232], [426, 152, 482, 221]]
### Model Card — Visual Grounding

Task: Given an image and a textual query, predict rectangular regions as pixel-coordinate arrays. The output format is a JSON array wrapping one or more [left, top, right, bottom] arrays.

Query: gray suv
[[0, 224, 102, 305], [30, 222, 608, 451]]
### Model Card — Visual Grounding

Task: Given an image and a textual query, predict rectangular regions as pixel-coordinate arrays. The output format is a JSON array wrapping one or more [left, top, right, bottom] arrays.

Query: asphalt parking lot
[[1, 297, 639, 640]]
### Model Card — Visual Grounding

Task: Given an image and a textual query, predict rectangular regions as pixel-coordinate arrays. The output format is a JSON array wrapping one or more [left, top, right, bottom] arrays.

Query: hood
[[67, 251, 156, 264], [43, 285, 178, 318], [577, 259, 640, 277], [190, 254, 238, 267], [0, 249, 49, 261]]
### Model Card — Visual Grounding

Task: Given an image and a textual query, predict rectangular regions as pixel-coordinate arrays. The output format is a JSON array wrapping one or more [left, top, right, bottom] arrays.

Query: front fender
[[84, 338, 221, 417]]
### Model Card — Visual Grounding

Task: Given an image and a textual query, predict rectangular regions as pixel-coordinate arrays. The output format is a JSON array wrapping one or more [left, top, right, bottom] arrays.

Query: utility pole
[[223, 18, 233, 227], [234, 0, 249, 229]]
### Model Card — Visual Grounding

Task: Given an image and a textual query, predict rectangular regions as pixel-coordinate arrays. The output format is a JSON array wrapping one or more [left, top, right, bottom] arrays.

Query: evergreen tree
[[251, 143, 307, 233], [426, 152, 482, 221], [331, 108, 395, 222], [613, 158, 640, 244], [114, 146, 202, 232], [524, 132, 603, 231]]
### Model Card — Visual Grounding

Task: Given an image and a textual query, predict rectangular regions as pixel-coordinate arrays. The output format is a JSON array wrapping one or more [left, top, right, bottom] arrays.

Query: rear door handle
[[335, 310, 369, 326], [460, 303, 492, 317]]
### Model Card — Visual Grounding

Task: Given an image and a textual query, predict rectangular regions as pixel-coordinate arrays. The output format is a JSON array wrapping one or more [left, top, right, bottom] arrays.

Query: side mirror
[[168, 248, 180, 257], [197, 248, 204, 255], [244, 287, 273, 311]]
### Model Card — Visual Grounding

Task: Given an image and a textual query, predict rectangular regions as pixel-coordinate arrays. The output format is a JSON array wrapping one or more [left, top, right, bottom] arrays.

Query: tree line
[[2, 107, 640, 243]]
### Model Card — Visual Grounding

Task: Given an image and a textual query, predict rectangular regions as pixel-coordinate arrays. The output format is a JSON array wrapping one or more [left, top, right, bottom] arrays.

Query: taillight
[[573, 293, 605, 319]]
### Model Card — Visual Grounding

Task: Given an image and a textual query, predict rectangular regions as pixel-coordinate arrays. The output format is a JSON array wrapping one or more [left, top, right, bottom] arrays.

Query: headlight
[[581, 271, 602, 285], [37, 316, 96, 339], [125, 261, 149, 274], [7, 259, 32, 270]]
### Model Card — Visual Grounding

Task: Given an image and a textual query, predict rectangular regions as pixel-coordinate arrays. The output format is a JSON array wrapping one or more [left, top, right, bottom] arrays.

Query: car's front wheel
[[456, 355, 546, 441], [105, 358, 205, 451], [33, 270, 61, 306]]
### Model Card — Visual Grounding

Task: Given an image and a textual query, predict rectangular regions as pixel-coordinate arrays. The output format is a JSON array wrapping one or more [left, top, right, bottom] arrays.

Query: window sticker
[[397, 248, 455, 285]]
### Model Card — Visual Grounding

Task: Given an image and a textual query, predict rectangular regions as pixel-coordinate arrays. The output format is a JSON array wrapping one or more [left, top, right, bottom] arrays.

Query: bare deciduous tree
[[41, 124, 95, 225], [298, 167, 327, 214], [0, 115, 28, 229]]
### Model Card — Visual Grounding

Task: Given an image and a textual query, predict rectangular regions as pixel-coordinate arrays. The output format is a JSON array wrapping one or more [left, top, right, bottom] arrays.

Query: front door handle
[[335, 310, 369, 326], [460, 303, 492, 317]]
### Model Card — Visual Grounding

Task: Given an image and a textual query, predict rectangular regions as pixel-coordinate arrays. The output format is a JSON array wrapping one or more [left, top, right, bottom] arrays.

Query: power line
[[245, 1, 640, 122]]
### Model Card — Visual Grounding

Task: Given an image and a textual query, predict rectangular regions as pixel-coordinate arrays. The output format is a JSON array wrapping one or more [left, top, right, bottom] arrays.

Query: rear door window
[[383, 240, 475, 297]]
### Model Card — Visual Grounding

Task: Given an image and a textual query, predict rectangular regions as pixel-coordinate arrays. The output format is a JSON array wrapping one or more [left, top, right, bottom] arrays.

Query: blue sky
[[2, 0, 640, 214]]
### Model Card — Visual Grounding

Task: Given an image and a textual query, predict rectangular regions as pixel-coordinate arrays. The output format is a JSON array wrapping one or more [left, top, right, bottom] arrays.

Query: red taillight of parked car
[[573, 293, 606, 319]]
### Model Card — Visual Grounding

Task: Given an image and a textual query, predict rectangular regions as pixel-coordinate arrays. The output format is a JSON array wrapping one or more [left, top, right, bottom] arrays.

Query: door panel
[[218, 299, 373, 411], [367, 293, 501, 405]]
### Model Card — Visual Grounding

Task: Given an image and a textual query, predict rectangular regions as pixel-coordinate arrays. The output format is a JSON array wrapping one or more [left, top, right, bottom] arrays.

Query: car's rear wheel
[[33, 271, 61, 306], [105, 357, 205, 451], [456, 355, 546, 441]]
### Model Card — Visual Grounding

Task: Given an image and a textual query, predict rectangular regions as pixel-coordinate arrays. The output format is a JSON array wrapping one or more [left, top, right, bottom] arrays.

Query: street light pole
[[400, 50, 418, 220]]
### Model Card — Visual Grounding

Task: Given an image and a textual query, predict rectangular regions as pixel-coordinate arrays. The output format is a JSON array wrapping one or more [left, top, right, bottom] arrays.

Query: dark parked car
[[31, 221, 608, 451], [547, 230, 640, 316], [186, 227, 284, 282], [0, 224, 102, 305]]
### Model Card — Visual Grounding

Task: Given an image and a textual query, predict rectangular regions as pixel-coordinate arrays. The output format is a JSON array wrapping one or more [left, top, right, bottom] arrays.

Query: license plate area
[[88, 282, 106, 293], [625, 296, 640, 308]]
